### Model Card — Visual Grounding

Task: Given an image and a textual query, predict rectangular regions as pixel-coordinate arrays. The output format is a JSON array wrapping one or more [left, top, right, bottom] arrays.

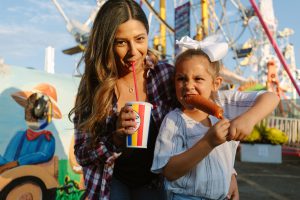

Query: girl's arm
[[162, 118, 230, 181], [227, 91, 279, 141]]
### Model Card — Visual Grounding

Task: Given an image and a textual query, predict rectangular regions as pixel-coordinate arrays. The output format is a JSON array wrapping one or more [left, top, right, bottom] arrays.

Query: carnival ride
[[51, 0, 101, 55], [52, 0, 300, 147]]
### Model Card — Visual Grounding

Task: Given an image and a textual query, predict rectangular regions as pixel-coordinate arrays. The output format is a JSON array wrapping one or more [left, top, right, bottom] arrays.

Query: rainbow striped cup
[[126, 101, 153, 148]]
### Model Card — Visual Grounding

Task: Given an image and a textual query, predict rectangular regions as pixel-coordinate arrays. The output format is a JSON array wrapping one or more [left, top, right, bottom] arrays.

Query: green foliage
[[243, 123, 288, 145], [56, 176, 85, 200]]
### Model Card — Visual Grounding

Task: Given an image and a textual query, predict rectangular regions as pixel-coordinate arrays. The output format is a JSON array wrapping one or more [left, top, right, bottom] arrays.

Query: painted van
[[0, 65, 85, 199]]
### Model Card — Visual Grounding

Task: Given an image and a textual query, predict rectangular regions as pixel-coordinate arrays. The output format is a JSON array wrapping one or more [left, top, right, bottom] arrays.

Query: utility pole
[[160, 0, 166, 58], [195, 0, 209, 41]]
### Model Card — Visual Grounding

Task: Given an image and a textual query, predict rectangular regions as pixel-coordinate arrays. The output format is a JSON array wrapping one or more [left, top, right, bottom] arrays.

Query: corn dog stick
[[185, 95, 224, 119]]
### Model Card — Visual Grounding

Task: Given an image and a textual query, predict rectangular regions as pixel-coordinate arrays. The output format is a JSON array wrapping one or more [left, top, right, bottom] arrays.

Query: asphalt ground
[[235, 152, 300, 200]]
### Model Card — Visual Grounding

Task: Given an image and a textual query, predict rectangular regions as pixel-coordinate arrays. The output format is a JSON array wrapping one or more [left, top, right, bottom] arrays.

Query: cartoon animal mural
[[0, 84, 60, 173], [0, 79, 84, 200]]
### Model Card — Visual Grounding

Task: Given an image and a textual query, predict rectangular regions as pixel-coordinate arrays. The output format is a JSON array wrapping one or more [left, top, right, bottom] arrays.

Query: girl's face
[[114, 19, 148, 76], [175, 55, 222, 109]]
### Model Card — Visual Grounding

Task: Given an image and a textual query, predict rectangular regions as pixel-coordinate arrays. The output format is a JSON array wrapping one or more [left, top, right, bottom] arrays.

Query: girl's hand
[[227, 91, 279, 141], [204, 118, 230, 148], [227, 114, 256, 141]]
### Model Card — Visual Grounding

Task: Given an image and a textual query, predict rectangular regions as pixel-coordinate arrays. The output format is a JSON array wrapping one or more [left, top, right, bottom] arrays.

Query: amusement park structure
[[53, 0, 300, 153], [2, 1, 300, 198], [52, 0, 300, 113]]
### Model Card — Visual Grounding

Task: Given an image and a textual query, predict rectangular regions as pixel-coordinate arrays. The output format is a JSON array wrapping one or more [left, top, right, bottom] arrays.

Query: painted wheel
[[5, 182, 43, 200], [0, 177, 49, 200]]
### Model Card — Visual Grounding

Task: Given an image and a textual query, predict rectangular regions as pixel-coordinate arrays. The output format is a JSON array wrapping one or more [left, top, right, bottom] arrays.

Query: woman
[[69, 0, 238, 199], [70, 0, 177, 199]]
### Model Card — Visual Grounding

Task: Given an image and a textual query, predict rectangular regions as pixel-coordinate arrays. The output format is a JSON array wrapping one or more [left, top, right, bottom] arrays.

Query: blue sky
[[0, 0, 299, 78], [0, 0, 94, 75]]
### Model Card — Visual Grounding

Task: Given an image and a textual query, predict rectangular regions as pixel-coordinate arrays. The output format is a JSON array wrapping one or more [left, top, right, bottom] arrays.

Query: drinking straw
[[131, 61, 139, 101]]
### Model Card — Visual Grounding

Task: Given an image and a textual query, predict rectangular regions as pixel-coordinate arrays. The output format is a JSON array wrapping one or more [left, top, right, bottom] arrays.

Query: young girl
[[151, 36, 279, 200]]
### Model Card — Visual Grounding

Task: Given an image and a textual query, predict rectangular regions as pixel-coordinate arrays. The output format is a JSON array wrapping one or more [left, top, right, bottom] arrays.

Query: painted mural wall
[[0, 65, 85, 199]]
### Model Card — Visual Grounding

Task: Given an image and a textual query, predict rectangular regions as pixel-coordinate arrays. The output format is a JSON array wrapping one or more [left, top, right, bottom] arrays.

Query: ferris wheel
[[52, 0, 264, 80], [141, 0, 300, 98], [141, 0, 259, 83], [52, 0, 300, 101]]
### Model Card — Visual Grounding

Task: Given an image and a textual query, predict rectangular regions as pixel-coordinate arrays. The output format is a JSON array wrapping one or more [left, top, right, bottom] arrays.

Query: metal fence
[[267, 116, 300, 147]]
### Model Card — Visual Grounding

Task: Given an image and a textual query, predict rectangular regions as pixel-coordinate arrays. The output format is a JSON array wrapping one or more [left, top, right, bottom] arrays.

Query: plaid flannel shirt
[[74, 62, 178, 199]]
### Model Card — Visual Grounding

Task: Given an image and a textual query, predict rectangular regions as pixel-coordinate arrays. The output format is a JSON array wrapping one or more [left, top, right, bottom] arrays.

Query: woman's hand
[[227, 174, 239, 200], [113, 106, 137, 146]]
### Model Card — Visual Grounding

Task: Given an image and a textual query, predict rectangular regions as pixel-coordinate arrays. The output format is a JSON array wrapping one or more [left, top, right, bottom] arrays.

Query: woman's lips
[[126, 60, 137, 65]]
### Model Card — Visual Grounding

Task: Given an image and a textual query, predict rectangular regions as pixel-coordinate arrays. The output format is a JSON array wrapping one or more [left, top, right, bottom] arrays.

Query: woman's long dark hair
[[69, 0, 149, 137]]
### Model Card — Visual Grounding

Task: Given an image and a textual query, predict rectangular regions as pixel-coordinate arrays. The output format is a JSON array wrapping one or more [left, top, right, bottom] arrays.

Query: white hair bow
[[176, 35, 228, 62]]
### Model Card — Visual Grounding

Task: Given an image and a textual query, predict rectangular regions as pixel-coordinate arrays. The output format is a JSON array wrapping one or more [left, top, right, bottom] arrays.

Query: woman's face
[[175, 55, 221, 109], [114, 19, 148, 76]]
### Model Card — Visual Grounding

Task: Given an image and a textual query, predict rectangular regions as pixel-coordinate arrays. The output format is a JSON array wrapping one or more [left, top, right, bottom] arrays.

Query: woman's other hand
[[227, 174, 239, 200]]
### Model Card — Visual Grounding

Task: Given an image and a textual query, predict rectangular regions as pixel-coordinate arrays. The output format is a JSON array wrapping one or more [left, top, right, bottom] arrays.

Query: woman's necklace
[[128, 87, 134, 93], [117, 79, 135, 93], [118, 69, 144, 94]]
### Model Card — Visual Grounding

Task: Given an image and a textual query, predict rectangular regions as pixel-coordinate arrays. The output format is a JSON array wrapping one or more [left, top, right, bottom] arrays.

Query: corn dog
[[185, 95, 224, 119]]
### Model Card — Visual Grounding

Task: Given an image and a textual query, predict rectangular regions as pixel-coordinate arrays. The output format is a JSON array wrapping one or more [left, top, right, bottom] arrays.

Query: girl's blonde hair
[[175, 49, 222, 79]]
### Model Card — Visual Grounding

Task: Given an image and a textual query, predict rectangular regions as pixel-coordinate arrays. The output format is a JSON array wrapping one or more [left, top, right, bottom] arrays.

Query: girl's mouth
[[184, 94, 197, 98]]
